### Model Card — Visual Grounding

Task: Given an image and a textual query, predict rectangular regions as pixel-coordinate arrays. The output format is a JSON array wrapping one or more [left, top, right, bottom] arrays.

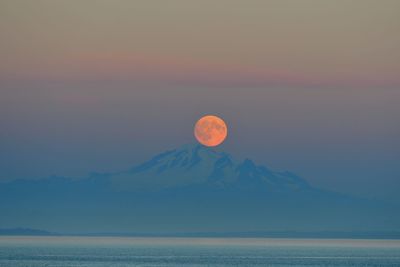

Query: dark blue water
[[0, 236, 399, 266]]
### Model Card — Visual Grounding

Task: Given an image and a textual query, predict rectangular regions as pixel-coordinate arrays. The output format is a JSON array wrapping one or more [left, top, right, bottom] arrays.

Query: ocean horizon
[[1, 236, 399, 267], [2, 1, 399, 266]]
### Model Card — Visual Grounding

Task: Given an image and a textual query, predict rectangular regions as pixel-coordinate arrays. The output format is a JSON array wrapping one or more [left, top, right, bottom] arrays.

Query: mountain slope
[[0, 144, 399, 234], [110, 144, 311, 193]]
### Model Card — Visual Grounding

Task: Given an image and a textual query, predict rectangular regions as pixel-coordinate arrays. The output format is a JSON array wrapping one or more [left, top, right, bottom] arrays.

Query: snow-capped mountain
[[0, 144, 399, 234], [110, 144, 311, 193]]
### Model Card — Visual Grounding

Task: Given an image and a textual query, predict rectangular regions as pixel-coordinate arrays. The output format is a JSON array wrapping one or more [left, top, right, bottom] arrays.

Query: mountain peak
[[240, 158, 256, 168], [2, 144, 397, 233], [112, 144, 310, 193]]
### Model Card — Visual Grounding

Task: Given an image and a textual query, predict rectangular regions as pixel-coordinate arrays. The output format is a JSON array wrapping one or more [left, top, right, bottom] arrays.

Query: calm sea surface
[[0, 236, 399, 266]]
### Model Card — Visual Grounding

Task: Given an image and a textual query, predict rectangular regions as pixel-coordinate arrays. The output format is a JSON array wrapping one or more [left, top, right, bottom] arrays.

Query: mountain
[[0, 144, 399, 234], [0, 228, 54, 236], [110, 144, 311, 193]]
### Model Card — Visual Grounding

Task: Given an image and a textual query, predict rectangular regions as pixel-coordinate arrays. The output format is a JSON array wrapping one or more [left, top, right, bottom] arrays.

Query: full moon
[[194, 115, 228, 147]]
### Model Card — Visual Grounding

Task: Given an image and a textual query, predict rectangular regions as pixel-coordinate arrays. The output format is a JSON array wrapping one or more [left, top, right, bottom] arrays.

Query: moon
[[194, 115, 228, 147]]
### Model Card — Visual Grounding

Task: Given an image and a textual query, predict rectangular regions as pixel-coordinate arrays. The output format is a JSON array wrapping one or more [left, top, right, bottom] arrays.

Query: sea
[[0, 236, 399, 266]]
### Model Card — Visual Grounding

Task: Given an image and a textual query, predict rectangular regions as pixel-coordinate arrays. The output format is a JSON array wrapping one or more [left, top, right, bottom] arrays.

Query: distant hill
[[0, 228, 54, 236], [1, 228, 400, 239], [0, 144, 399, 234]]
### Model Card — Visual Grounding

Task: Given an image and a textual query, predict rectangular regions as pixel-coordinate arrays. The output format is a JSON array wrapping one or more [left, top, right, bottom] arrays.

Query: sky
[[0, 0, 399, 202]]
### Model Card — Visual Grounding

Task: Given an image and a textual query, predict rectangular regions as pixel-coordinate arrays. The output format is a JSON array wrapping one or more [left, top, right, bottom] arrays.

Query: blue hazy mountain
[[0, 144, 399, 234], [0, 227, 54, 236]]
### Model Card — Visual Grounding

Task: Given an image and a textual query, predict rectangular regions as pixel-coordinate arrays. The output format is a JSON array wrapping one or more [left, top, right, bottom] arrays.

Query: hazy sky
[[0, 1, 399, 201]]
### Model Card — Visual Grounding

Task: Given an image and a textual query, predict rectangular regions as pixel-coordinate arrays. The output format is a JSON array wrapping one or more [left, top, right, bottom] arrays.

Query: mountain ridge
[[2, 227, 400, 239], [110, 144, 312, 193], [0, 143, 399, 233]]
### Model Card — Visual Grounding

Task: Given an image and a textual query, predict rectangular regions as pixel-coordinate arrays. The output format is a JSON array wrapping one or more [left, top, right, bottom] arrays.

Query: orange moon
[[194, 115, 228, 147]]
